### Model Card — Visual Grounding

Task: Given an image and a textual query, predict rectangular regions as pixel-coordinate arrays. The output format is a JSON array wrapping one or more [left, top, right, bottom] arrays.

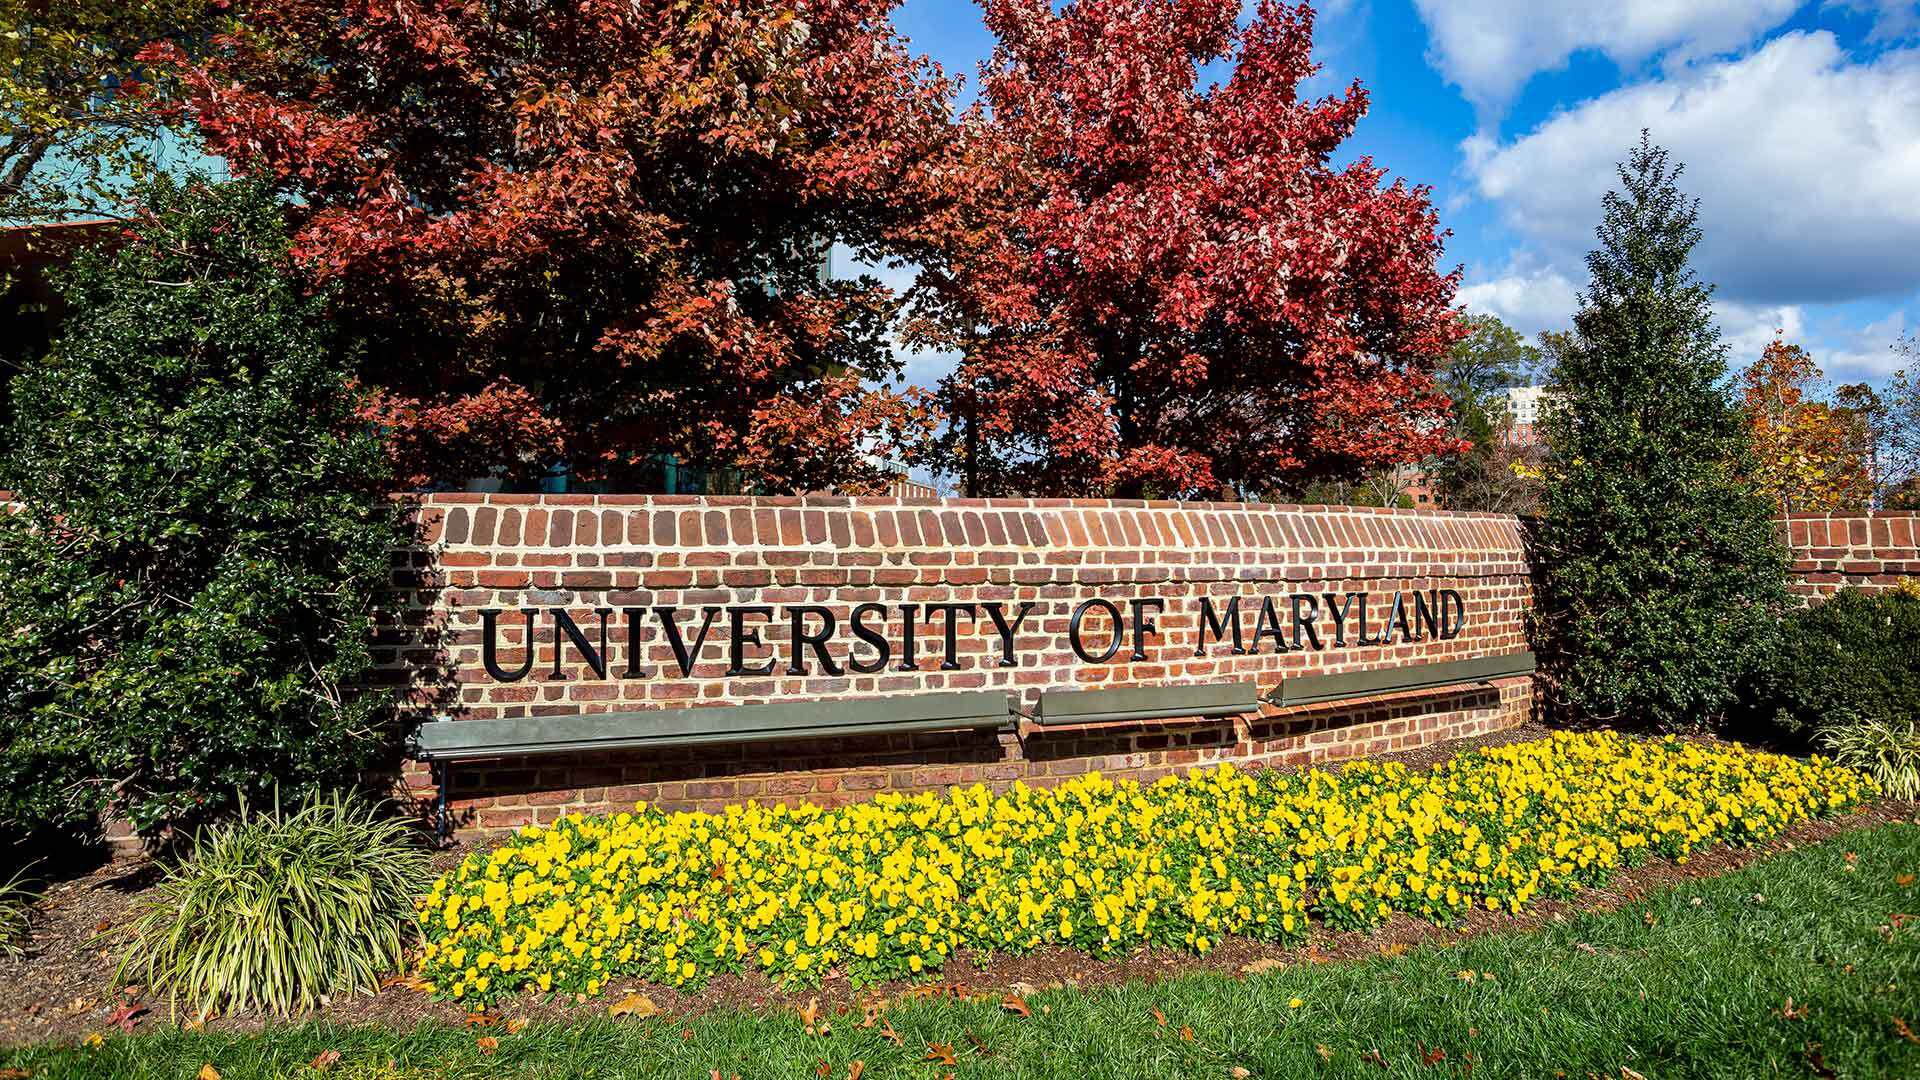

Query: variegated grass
[[116, 791, 430, 1017]]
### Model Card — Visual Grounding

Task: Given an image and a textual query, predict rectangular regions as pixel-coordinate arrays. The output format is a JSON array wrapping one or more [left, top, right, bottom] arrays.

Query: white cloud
[[1466, 32, 1920, 307], [1411, 0, 1798, 111], [1457, 263, 1583, 336], [1715, 298, 1808, 364]]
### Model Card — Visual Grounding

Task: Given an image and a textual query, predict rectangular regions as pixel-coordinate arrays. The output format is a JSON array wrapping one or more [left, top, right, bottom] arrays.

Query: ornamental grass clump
[[1822, 719, 1920, 800], [418, 732, 1872, 1006], [119, 793, 431, 1017], [0, 866, 34, 959]]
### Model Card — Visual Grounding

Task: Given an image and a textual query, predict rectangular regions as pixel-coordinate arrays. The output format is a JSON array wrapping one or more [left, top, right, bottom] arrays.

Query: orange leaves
[[1000, 993, 1031, 1018], [607, 993, 661, 1020], [798, 998, 831, 1037], [1740, 337, 1874, 514], [923, 1041, 958, 1066]]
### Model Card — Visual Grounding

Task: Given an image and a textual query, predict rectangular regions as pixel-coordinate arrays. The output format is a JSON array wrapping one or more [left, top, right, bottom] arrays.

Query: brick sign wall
[[390, 495, 1536, 837], [1780, 512, 1920, 599]]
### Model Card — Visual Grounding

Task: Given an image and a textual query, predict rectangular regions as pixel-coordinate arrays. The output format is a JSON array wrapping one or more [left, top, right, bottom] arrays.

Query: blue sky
[[873, 0, 1920, 388]]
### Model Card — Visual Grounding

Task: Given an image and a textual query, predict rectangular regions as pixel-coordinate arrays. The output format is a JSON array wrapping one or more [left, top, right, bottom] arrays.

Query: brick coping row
[[406, 492, 1524, 520]]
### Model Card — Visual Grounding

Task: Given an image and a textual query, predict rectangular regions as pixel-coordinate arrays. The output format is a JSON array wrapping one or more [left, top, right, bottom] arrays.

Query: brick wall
[[1780, 512, 1920, 599], [388, 495, 1535, 838]]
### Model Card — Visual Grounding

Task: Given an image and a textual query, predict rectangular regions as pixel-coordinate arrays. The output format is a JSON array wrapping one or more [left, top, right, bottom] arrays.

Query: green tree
[[0, 176, 409, 846], [1433, 312, 1543, 512], [0, 0, 216, 221], [1529, 135, 1789, 732]]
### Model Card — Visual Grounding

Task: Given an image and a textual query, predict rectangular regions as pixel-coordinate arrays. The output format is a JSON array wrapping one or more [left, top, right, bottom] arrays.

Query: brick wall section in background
[[385, 495, 1536, 838], [1780, 512, 1920, 599]]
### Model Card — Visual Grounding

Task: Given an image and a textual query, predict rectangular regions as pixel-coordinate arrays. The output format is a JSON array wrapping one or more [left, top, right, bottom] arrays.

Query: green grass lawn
[[8, 822, 1920, 1079]]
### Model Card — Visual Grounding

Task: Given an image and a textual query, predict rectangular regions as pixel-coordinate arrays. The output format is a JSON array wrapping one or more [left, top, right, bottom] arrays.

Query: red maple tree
[[904, 0, 1464, 498], [143, 0, 953, 491]]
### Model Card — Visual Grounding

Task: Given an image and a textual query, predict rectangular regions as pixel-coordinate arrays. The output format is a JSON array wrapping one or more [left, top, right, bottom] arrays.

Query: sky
[[868, 0, 1920, 389]]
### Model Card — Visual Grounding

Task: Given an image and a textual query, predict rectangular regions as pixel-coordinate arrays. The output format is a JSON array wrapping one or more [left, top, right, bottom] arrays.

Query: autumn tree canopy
[[0, 0, 214, 222], [1740, 337, 1872, 514], [905, 0, 1463, 499], [145, 0, 955, 491]]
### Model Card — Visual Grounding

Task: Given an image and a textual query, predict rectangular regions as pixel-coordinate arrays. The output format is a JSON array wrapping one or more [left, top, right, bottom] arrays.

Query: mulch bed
[[2, 722, 1912, 1046]]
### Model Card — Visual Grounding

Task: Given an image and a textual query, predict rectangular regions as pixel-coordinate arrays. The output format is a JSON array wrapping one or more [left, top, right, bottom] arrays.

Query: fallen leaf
[[1361, 1048, 1389, 1069], [197, 1067, 220, 1080], [181, 1017, 206, 1032], [1001, 994, 1031, 1018], [1230, 1068, 1253, 1078], [310, 1050, 341, 1072], [506, 1017, 529, 1034], [0, 1069, 30, 1079], [878, 1019, 904, 1047], [1775, 997, 1809, 1021], [104, 1002, 148, 1033], [849, 1061, 865, 1080], [1179, 1025, 1195, 1042], [1378, 942, 1409, 958], [1151, 1007, 1168, 1028], [965, 1029, 992, 1056], [1803, 1041, 1836, 1080], [815, 1060, 830, 1078], [92, 920, 111, 934], [1641, 912, 1658, 929], [1574, 942, 1598, 955], [1316, 1044, 1333, 1061], [607, 993, 659, 1020], [1892, 1016, 1920, 1045], [1240, 957, 1286, 975], [463, 1011, 497, 1028], [924, 1042, 958, 1066], [1897, 873, 1915, 887], [1420, 1043, 1446, 1066], [476, 1036, 499, 1055], [1621, 1068, 1648, 1080]]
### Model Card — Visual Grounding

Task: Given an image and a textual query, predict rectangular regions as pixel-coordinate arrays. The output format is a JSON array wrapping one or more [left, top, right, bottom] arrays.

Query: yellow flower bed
[[416, 732, 1871, 1005]]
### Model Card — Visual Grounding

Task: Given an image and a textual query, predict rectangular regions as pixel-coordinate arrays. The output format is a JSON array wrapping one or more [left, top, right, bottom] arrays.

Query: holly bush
[[0, 176, 409, 846]]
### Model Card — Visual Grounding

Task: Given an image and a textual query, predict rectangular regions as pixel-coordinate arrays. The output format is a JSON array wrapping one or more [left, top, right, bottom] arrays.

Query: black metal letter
[[656, 605, 722, 677], [727, 606, 777, 676], [1289, 594, 1324, 651], [1253, 596, 1289, 653], [549, 606, 613, 679], [848, 603, 893, 674], [1068, 598, 1124, 663], [1195, 596, 1245, 655], [983, 601, 1038, 668], [1440, 589, 1467, 639], [786, 605, 843, 676], [1128, 598, 1165, 661], [481, 608, 537, 682]]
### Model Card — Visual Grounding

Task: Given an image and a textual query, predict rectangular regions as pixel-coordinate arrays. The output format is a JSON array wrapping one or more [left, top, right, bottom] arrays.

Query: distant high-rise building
[[1502, 386, 1559, 447]]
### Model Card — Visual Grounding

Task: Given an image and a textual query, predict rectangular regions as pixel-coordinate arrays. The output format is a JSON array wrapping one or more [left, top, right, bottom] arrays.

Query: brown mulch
[[1, 723, 1911, 1046]]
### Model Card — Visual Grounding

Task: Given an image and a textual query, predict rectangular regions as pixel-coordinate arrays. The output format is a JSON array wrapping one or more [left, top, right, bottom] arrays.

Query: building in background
[[1502, 386, 1559, 447]]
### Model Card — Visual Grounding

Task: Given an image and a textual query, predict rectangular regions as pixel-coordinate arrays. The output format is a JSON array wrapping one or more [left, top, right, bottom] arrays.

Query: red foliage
[[143, 0, 949, 491], [904, 0, 1464, 498]]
